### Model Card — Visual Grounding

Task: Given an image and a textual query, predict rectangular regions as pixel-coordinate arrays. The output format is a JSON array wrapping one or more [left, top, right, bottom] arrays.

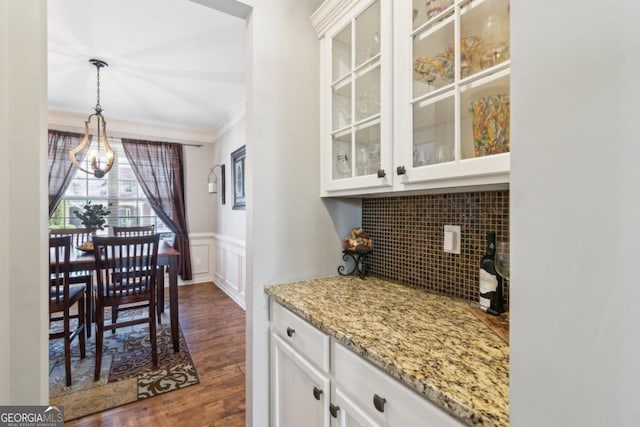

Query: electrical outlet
[[443, 225, 461, 254]]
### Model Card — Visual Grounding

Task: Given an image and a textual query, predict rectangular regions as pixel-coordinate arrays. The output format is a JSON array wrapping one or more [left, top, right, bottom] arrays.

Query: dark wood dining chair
[[113, 225, 164, 320], [49, 228, 94, 337], [92, 234, 160, 381], [49, 236, 87, 387]]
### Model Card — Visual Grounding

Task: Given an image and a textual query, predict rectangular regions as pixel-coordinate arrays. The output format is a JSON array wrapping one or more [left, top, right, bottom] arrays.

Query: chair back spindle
[[49, 228, 92, 247], [93, 235, 159, 302], [113, 225, 155, 237]]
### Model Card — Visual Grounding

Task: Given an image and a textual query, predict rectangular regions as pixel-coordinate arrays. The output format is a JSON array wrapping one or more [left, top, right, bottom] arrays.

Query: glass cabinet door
[[402, 0, 510, 183], [410, 1, 456, 170], [459, 0, 510, 160], [329, 0, 383, 183]]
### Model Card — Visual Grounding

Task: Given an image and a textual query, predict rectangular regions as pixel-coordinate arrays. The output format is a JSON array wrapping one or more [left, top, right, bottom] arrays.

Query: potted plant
[[74, 201, 112, 235]]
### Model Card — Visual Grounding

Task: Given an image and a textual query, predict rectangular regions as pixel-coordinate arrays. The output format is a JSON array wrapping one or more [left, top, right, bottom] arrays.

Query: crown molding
[[48, 110, 216, 144], [211, 99, 246, 143], [311, 0, 357, 37]]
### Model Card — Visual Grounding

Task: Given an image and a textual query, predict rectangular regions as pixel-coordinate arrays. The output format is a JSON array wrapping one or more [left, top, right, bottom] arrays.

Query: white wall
[[206, 104, 247, 306], [0, 0, 10, 404], [242, 0, 360, 425], [183, 141, 217, 233], [0, 0, 49, 404], [511, 1, 640, 426], [211, 105, 246, 241]]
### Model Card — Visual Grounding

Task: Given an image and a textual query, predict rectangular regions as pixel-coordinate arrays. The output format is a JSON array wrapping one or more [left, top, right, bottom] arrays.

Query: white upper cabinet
[[314, 0, 510, 196], [314, 0, 394, 195], [395, 0, 510, 189]]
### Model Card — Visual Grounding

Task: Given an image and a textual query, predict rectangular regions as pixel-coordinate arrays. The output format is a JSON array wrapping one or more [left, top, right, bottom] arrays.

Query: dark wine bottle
[[479, 232, 505, 315]]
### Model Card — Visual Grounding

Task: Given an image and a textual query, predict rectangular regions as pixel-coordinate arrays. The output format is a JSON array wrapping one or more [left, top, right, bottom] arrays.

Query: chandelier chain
[[95, 65, 102, 113]]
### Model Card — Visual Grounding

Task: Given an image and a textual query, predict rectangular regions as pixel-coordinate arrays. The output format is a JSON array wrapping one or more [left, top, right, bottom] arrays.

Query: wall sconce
[[208, 164, 225, 204]]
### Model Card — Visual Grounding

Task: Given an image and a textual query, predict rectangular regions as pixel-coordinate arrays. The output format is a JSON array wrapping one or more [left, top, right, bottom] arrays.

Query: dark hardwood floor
[[66, 282, 246, 427]]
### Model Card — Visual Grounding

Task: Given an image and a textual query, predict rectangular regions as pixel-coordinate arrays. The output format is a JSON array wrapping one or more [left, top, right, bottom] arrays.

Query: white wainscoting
[[178, 232, 246, 310]]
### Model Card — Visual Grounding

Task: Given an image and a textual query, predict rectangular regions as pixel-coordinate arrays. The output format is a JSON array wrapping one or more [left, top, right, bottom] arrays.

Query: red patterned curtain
[[121, 138, 192, 280]]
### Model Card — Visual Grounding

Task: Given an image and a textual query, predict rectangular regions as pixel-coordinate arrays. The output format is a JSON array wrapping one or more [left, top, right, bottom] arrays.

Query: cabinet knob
[[396, 166, 406, 175], [329, 403, 340, 418], [313, 386, 323, 400], [373, 394, 387, 413], [286, 327, 295, 337], [377, 169, 386, 178]]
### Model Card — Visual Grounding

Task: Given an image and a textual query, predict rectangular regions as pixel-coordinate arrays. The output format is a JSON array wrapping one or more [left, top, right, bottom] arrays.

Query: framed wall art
[[231, 145, 246, 210]]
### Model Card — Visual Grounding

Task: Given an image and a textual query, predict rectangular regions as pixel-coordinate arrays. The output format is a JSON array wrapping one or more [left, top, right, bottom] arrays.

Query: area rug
[[49, 306, 199, 421]]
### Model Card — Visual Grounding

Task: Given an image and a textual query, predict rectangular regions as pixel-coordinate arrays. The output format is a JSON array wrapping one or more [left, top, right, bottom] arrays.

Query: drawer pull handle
[[286, 327, 295, 337], [396, 165, 406, 175], [329, 403, 340, 418], [377, 169, 386, 178], [373, 394, 387, 413], [313, 386, 323, 400]]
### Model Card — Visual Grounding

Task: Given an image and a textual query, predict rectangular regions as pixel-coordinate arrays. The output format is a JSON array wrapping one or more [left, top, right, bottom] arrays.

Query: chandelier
[[69, 58, 115, 178]]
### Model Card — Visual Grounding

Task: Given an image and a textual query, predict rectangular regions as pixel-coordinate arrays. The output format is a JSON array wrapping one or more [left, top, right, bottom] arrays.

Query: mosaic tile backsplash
[[361, 190, 509, 307]]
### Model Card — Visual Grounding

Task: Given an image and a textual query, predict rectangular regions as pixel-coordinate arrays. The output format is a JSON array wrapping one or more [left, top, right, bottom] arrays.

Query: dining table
[[67, 240, 182, 353]]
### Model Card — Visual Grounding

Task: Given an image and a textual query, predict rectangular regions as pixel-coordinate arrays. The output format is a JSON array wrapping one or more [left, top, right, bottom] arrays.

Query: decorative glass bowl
[[469, 94, 510, 157]]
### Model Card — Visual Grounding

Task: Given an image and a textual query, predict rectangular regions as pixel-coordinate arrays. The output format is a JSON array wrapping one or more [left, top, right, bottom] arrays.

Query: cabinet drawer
[[271, 300, 330, 373], [332, 341, 465, 427]]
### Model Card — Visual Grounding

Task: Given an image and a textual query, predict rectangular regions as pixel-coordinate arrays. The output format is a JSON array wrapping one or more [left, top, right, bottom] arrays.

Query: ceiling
[[47, 0, 247, 140]]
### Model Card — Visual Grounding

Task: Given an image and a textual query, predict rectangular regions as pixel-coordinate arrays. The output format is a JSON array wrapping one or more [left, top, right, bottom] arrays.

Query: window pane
[[118, 179, 139, 198], [65, 177, 86, 197], [66, 200, 90, 228], [88, 178, 108, 197]]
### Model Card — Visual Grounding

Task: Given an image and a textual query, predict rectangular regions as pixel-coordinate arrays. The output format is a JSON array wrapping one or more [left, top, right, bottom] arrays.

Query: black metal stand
[[338, 249, 372, 279]]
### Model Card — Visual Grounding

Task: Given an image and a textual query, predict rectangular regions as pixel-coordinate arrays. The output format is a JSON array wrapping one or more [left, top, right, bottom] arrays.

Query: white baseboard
[[213, 278, 246, 311]]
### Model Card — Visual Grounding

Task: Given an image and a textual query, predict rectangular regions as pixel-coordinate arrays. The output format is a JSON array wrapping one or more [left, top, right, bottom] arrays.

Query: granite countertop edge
[[264, 276, 509, 427]]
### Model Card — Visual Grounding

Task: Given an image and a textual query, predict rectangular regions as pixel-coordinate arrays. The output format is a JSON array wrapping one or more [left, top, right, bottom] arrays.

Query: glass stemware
[[336, 149, 351, 178], [482, 13, 509, 67], [356, 146, 370, 175], [495, 241, 509, 280]]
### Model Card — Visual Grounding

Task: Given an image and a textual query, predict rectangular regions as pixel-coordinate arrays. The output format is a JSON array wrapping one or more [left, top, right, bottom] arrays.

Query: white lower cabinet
[[271, 333, 330, 427], [331, 386, 384, 427], [270, 301, 466, 427], [332, 341, 465, 427]]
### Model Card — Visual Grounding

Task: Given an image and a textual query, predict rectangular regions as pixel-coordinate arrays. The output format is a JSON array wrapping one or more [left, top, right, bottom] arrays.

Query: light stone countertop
[[265, 276, 509, 427]]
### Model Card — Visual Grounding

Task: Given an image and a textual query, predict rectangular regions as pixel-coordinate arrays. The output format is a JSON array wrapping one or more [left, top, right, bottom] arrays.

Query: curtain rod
[[115, 136, 203, 147], [120, 139, 203, 147]]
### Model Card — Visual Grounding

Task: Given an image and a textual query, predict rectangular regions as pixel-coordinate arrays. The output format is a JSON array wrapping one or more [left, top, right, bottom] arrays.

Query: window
[[49, 139, 171, 236]]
